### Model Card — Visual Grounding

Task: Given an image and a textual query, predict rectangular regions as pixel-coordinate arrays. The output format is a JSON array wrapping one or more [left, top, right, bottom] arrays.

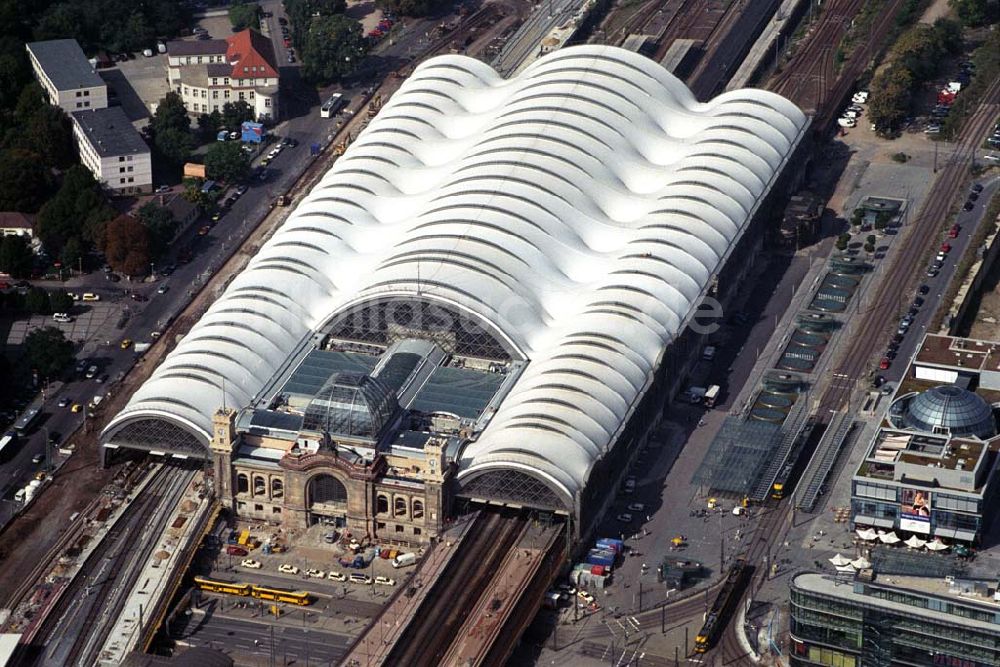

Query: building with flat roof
[[101, 45, 807, 541], [851, 334, 1000, 545], [25, 39, 108, 113], [71, 107, 152, 195], [165, 30, 279, 121], [790, 571, 1000, 667]]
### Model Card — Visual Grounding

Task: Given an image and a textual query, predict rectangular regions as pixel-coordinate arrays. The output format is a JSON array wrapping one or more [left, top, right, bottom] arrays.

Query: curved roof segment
[[103, 45, 806, 501]]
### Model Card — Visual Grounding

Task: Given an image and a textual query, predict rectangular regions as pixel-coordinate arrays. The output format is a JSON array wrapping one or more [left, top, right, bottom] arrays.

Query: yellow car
[[34, 471, 46, 481], [71, 404, 83, 413], [120, 339, 132, 350]]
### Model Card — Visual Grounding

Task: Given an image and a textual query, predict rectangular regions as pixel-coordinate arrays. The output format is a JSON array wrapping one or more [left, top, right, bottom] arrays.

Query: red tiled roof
[[0, 212, 34, 229], [225, 29, 279, 80]]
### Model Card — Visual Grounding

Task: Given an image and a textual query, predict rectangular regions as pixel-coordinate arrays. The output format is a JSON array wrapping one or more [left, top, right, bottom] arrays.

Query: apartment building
[[25, 39, 108, 113], [72, 108, 152, 195]]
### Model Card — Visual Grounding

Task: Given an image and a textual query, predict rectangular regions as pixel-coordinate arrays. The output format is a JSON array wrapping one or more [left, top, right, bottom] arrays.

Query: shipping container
[[596, 538, 624, 553], [586, 549, 615, 568], [591, 564, 607, 576]]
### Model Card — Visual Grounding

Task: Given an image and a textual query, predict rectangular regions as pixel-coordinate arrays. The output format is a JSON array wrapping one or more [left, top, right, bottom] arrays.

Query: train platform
[[339, 513, 478, 666], [727, 0, 807, 90]]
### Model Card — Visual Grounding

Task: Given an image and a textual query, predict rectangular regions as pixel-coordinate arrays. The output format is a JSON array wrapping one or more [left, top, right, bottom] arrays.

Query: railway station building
[[101, 46, 808, 544], [851, 334, 1000, 545]]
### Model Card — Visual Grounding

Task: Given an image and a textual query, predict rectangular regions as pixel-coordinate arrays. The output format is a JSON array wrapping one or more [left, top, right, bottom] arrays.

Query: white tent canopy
[[856, 528, 878, 541], [835, 563, 857, 574], [829, 553, 852, 567], [879, 531, 901, 544], [926, 539, 950, 551], [851, 556, 872, 569], [904, 535, 926, 549]]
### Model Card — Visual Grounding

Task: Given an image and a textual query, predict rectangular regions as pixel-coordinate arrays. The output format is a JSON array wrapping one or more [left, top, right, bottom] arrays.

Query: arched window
[[253, 475, 266, 496], [271, 478, 284, 499], [377, 495, 389, 514], [412, 499, 424, 519], [237, 473, 249, 494], [394, 497, 407, 517], [308, 474, 348, 506]]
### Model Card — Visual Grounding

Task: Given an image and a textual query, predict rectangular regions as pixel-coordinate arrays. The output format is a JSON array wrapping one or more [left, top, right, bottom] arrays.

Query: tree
[[850, 209, 864, 227], [301, 15, 368, 84], [205, 140, 251, 183], [0, 36, 32, 114], [49, 289, 73, 313], [36, 165, 113, 257], [0, 148, 54, 212], [137, 201, 177, 255], [377, 0, 446, 17], [867, 64, 913, 132], [198, 110, 224, 142], [0, 234, 33, 278], [229, 1, 261, 31], [60, 236, 83, 272], [949, 0, 999, 27], [24, 326, 73, 380], [155, 125, 194, 164], [835, 234, 850, 252], [104, 214, 151, 276], [221, 101, 254, 132], [24, 286, 51, 314]]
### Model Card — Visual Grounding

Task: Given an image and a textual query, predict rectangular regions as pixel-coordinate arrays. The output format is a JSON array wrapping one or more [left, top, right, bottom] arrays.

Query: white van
[[14, 488, 25, 503], [392, 552, 417, 568]]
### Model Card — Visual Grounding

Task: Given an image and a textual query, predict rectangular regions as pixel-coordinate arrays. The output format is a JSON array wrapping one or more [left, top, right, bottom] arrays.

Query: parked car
[[627, 503, 645, 512], [305, 568, 326, 578], [349, 573, 372, 584], [57, 397, 70, 408], [964, 200, 975, 211], [374, 576, 396, 586], [918, 284, 930, 295], [880, 357, 891, 370], [241, 558, 262, 569], [328, 571, 347, 581], [616, 513, 633, 522], [949, 224, 960, 238], [154, 184, 170, 194], [278, 564, 299, 574]]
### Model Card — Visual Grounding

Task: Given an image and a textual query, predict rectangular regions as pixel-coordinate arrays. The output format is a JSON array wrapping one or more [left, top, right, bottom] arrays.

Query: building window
[[249, 90, 254, 100], [212, 78, 218, 86], [224, 90, 231, 99], [201, 89, 206, 98], [127, 166, 133, 172], [412, 500, 424, 519], [224, 78, 230, 85], [127, 155, 132, 161], [119, 167, 126, 173], [84, 90, 89, 96], [212, 90, 219, 99], [237, 474, 249, 494], [243, 66, 248, 73], [119, 156, 125, 162], [271, 479, 284, 499], [254, 504, 263, 511], [377, 522, 386, 530], [213, 105, 219, 112], [197, 56, 203, 64], [127, 177, 134, 183], [183, 86, 188, 96], [76, 102, 82, 108], [265, 98, 271, 107], [413, 527, 422, 536], [75, 91, 82, 97], [253, 475, 266, 496], [394, 497, 407, 517], [377, 495, 389, 514], [272, 507, 282, 514], [83, 101, 89, 107], [395, 525, 404, 533], [237, 501, 247, 510], [238, 91, 245, 101]]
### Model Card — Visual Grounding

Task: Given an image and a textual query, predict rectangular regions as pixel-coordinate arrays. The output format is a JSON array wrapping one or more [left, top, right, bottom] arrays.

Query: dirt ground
[[967, 290, 1000, 340], [919, 0, 953, 24]]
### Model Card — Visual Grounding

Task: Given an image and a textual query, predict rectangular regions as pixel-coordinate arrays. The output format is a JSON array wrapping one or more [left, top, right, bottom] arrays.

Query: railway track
[[23, 465, 195, 667], [770, 0, 866, 110], [386, 510, 526, 666], [711, 76, 1000, 664]]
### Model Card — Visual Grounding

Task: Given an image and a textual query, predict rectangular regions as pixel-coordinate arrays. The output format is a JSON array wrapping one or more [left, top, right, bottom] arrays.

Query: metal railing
[[749, 396, 811, 501], [796, 413, 857, 512]]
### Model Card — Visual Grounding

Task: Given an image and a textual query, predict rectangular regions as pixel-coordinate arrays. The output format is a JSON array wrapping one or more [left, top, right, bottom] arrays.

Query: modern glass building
[[790, 572, 1000, 667]]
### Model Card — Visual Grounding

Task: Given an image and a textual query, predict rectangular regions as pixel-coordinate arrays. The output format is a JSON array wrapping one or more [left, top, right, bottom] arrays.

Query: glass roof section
[[903, 385, 996, 439], [301, 371, 397, 439], [411, 366, 505, 419]]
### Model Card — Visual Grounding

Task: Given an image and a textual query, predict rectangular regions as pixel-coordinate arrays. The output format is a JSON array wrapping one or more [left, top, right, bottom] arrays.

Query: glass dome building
[[903, 385, 996, 439], [302, 372, 397, 440]]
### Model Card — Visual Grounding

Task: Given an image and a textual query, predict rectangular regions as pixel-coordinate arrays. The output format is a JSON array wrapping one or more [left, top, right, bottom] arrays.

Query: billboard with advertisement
[[900, 488, 931, 534]]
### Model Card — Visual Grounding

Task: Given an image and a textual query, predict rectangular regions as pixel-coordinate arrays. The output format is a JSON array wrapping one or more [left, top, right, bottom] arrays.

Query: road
[[178, 613, 352, 665]]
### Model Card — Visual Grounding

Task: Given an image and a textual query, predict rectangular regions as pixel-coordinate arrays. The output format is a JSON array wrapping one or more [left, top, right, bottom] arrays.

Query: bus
[[320, 93, 346, 118], [0, 430, 17, 462], [13, 395, 45, 436], [251, 584, 311, 606]]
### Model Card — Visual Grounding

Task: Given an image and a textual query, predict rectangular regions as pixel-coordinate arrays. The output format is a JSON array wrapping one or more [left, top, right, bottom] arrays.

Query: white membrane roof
[[103, 45, 806, 500]]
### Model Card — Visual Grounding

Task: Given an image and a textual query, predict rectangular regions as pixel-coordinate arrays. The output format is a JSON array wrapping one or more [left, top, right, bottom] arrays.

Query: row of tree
[[283, 0, 370, 84], [867, 19, 963, 133], [948, 0, 999, 27]]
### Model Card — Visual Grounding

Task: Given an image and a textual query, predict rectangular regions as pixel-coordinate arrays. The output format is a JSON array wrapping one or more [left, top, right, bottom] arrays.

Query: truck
[[133, 342, 151, 353], [596, 537, 624, 554], [392, 552, 417, 568], [703, 384, 720, 407], [585, 548, 616, 568]]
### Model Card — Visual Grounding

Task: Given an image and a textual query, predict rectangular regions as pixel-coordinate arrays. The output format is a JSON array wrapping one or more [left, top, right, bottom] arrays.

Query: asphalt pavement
[[179, 612, 352, 665]]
